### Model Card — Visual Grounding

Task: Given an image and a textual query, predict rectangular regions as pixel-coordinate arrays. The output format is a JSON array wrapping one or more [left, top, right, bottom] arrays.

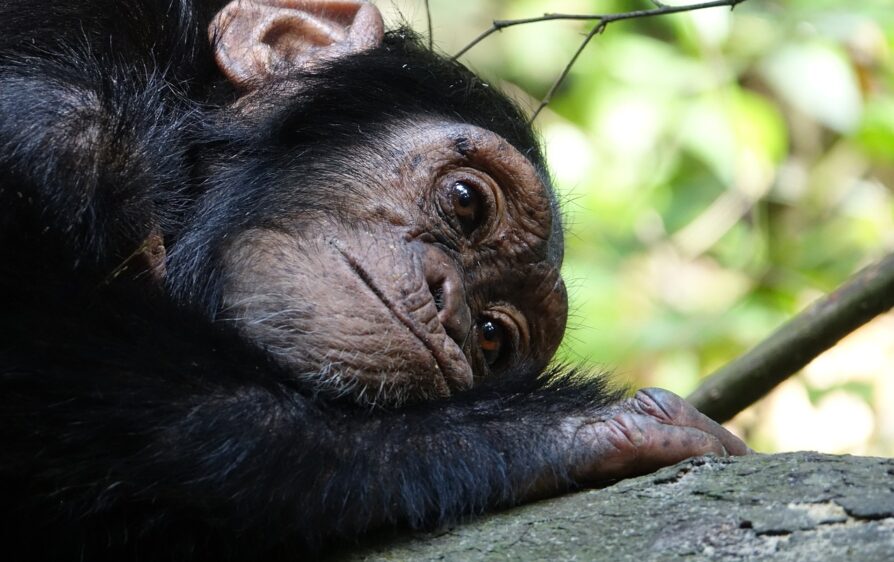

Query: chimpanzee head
[[165, 0, 568, 406]]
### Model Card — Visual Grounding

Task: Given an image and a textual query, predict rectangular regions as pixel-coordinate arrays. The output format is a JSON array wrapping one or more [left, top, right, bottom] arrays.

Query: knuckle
[[633, 388, 675, 422], [604, 414, 645, 453]]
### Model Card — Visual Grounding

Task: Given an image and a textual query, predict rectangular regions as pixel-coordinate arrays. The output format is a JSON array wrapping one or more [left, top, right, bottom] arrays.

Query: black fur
[[0, 1, 619, 559]]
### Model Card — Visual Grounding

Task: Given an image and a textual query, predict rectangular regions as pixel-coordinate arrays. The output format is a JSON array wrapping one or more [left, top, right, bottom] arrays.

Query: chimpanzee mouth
[[329, 241, 473, 394]]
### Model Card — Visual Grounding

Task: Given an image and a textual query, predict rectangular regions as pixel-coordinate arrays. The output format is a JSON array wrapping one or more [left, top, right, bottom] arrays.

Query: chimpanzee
[[0, 0, 748, 559]]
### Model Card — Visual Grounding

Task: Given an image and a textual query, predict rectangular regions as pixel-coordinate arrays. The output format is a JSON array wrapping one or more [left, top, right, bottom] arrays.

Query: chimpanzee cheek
[[217, 226, 471, 405]]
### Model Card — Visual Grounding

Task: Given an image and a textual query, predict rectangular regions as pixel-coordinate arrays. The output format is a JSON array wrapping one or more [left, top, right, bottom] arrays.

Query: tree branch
[[452, 0, 748, 121], [530, 22, 604, 122], [687, 253, 894, 424], [452, 0, 749, 60]]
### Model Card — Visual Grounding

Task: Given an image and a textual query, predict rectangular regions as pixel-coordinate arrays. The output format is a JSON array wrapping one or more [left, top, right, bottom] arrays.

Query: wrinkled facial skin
[[220, 122, 568, 406]]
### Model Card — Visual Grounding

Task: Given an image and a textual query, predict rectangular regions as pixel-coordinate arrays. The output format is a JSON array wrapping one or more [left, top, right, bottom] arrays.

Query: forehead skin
[[369, 121, 568, 367]]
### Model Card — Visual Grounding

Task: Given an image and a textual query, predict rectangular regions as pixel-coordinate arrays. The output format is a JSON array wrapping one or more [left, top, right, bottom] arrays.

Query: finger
[[573, 411, 728, 482], [633, 387, 752, 456]]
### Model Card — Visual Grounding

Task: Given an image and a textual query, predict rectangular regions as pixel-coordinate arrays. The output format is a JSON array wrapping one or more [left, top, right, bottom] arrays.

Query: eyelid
[[482, 306, 529, 363], [465, 169, 504, 226], [437, 168, 503, 240]]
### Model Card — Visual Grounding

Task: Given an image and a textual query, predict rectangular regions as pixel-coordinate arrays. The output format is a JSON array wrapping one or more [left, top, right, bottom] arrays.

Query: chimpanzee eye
[[450, 181, 484, 235], [477, 318, 507, 367]]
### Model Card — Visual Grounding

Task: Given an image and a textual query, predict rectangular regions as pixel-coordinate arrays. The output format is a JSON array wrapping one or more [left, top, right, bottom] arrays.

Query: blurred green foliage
[[380, 0, 894, 454]]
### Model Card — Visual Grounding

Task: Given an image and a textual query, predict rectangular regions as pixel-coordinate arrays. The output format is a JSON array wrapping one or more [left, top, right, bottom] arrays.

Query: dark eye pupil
[[455, 184, 474, 207], [478, 319, 505, 366], [450, 182, 483, 235], [482, 321, 498, 341]]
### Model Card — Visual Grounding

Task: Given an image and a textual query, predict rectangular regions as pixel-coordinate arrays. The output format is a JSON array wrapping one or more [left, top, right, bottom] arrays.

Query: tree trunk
[[336, 452, 894, 561]]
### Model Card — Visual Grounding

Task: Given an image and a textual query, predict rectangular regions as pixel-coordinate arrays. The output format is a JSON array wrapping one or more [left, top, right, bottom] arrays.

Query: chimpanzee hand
[[564, 388, 750, 485]]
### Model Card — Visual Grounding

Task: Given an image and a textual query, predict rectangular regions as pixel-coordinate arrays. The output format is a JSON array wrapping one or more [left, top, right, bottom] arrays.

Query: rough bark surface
[[336, 452, 894, 561]]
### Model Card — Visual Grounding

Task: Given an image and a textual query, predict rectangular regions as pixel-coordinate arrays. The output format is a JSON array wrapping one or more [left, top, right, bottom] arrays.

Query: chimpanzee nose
[[421, 244, 472, 346]]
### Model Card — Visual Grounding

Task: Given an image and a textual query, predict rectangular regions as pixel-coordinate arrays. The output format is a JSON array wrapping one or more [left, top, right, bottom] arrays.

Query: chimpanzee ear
[[210, 0, 385, 90]]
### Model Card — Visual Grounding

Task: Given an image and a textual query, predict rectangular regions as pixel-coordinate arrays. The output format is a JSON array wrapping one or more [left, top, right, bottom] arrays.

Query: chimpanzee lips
[[331, 242, 474, 395]]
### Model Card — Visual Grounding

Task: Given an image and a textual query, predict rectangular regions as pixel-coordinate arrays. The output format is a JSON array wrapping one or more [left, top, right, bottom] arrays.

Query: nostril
[[431, 283, 445, 312], [420, 244, 472, 345], [434, 279, 471, 345]]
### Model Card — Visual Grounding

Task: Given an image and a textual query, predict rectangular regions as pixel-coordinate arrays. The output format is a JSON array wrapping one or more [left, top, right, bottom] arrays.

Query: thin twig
[[687, 253, 894, 424], [452, 0, 747, 60], [424, 0, 433, 51], [530, 23, 604, 123], [453, 0, 748, 119]]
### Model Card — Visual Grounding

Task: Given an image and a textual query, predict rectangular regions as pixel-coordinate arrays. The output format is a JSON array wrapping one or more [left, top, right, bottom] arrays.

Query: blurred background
[[378, 0, 894, 455]]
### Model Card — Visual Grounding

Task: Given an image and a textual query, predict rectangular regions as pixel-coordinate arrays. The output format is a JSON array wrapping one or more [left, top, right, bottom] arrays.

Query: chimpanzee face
[[161, 0, 568, 405], [217, 120, 567, 404]]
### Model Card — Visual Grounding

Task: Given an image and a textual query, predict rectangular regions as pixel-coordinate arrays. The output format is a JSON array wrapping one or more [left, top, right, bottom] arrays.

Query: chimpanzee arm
[[0, 300, 598, 557], [0, 287, 744, 560]]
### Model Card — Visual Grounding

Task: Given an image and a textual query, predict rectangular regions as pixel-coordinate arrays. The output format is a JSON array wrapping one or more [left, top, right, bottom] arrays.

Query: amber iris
[[478, 319, 505, 365]]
